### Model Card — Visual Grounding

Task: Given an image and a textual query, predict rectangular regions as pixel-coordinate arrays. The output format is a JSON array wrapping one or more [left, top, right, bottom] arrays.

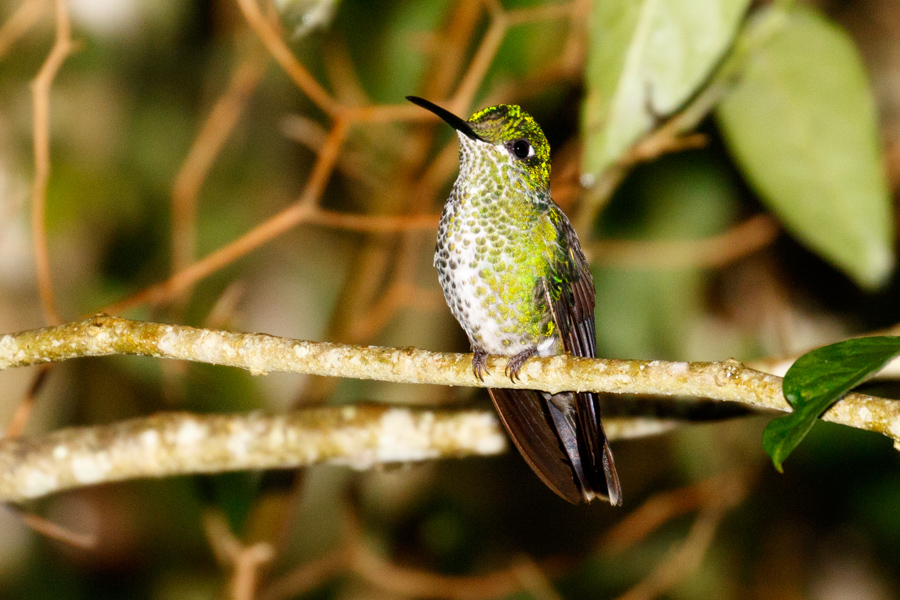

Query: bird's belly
[[437, 238, 556, 357]]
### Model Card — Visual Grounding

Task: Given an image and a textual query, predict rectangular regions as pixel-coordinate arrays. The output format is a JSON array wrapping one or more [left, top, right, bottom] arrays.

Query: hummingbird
[[407, 96, 621, 505]]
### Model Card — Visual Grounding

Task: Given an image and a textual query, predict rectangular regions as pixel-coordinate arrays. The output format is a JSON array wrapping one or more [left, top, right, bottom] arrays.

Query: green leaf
[[581, 0, 751, 178], [716, 6, 894, 288], [763, 336, 900, 472]]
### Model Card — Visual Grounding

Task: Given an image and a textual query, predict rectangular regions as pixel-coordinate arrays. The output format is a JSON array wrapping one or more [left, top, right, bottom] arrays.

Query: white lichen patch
[[226, 428, 255, 462], [453, 412, 505, 454], [331, 453, 374, 470], [856, 406, 872, 425], [52, 444, 69, 460], [321, 349, 345, 372], [91, 327, 112, 346], [266, 424, 285, 449], [327, 427, 374, 470], [890, 419, 900, 443], [606, 417, 679, 439], [345, 351, 363, 368], [667, 362, 689, 375], [140, 430, 160, 450], [22, 469, 58, 498], [548, 355, 567, 368], [71, 453, 112, 484], [293, 439, 320, 464], [175, 419, 205, 448], [374, 409, 436, 464], [0, 336, 17, 367], [157, 329, 181, 356], [193, 331, 224, 364]]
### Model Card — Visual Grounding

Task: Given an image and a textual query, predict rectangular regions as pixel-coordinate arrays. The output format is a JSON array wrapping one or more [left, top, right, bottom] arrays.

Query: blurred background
[[1, 0, 900, 598]]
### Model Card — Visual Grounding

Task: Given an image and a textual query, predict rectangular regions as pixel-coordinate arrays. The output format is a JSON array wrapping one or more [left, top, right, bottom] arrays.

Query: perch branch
[[1, 316, 898, 438], [1, 316, 899, 503], [1, 316, 898, 433]]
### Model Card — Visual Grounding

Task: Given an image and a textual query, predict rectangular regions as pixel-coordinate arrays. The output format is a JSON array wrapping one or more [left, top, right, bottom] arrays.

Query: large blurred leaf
[[582, 0, 750, 178], [716, 6, 894, 288], [763, 336, 900, 472]]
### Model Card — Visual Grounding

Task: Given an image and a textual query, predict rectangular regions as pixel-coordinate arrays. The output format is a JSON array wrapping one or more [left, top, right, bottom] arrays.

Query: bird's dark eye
[[512, 139, 532, 159]]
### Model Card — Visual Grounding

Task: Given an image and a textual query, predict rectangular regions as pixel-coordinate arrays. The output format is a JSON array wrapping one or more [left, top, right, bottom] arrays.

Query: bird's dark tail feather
[[488, 387, 620, 505], [576, 390, 621, 506]]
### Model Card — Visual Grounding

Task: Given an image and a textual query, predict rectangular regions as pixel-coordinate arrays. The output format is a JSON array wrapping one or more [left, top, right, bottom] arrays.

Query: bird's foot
[[472, 347, 489, 382], [505, 347, 537, 382]]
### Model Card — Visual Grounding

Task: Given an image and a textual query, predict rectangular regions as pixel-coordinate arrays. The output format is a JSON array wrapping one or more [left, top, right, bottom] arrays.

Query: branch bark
[[0, 406, 504, 503], [1, 315, 898, 502]]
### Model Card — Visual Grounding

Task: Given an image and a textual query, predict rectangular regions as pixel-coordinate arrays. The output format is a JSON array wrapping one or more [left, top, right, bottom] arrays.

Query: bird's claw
[[504, 347, 536, 383], [472, 347, 489, 382]]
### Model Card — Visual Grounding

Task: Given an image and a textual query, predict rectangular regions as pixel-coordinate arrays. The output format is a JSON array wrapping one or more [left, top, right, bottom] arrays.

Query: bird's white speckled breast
[[434, 178, 559, 357]]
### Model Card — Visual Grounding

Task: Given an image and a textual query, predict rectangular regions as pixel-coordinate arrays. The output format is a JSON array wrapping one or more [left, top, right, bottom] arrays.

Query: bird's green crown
[[467, 104, 551, 191]]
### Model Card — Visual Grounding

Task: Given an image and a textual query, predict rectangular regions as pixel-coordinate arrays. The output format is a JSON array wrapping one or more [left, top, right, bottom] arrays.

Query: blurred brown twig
[[30, 0, 74, 325], [0, 0, 46, 59]]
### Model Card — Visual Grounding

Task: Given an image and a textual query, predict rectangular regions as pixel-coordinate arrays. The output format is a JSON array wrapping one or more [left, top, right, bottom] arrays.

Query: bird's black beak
[[406, 96, 484, 142]]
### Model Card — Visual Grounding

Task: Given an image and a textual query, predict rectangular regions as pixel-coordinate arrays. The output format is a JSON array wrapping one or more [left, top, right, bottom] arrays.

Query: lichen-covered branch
[[1, 315, 899, 502], [2, 315, 898, 435], [0, 406, 505, 503], [0, 406, 679, 503]]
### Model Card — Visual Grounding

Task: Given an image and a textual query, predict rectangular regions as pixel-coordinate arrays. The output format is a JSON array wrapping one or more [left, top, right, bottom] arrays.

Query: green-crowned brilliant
[[408, 96, 621, 505]]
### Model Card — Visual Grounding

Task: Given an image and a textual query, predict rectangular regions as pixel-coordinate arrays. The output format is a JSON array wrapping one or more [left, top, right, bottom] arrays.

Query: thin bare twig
[[509, 555, 565, 600], [575, 64, 733, 233], [30, 0, 74, 325], [234, 0, 335, 115], [262, 475, 748, 600], [449, 13, 507, 113], [6, 504, 96, 549], [322, 34, 370, 107], [280, 114, 384, 189], [204, 511, 274, 600], [610, 473, 747, 600], [306, 210, 439, 233], [259, 548, 347, 600], [349, 539, 554, 600], [420, 0, 483, 101], [348, 283, 446, 343], [0, 0, 46, 59], [600, 472, 748, 555], [172, 53, 268, 278], [5, 364, 52, 437], [262, 505, 570, 600], [590, 214, 779, 269], [103, 118, 349, 314], [614, 505, 726, 600]]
